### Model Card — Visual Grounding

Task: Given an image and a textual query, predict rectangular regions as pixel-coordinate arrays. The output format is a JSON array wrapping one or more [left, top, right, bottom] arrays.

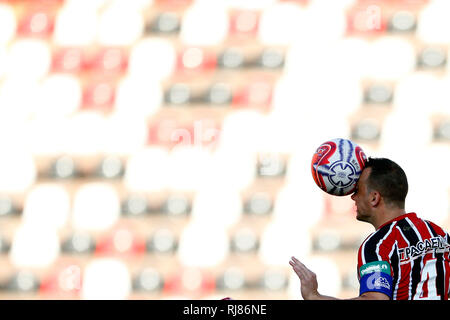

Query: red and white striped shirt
[[357, 212, 450, 300]]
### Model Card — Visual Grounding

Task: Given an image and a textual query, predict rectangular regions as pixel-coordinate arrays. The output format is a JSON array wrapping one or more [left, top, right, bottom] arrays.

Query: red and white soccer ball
[[311, 138, 367, 196]]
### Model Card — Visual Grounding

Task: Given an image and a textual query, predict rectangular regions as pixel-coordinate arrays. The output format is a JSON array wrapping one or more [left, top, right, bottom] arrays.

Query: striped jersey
[[357, 212, 450, 300]]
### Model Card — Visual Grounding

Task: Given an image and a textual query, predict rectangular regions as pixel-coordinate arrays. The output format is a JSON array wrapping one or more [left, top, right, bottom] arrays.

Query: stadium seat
[[4, 271, 40, 293], [121, 194, 149, 217], [164, 83, 192, 106], [63, 111, 107, 156], [417, 46, 447, 69], [164, 267, 216, 297], [22, 184, 70, 230], [48, 155, 78, 179], [0, 196, 17, 218], [232, 80, 273, 111], [95, 226, 146, 256], [114, 75, 162, 117], [89, 47, 129, 74], [388, 10, 417, 33], [393, 73, 441, 116], [0, 233, 10, 254], [71, 183, 120, 231], [258, 2, 307, 45], [10, 223, 60, 268], [51, 47, 86, 73], [229, 227, 259, 253], [146, 228, 178, 254], [101, 113, 148, 155], [176, 47, 217, 74], [434, 120, 450, 141], [39, 262, 83, 296], [166, 146, 212, 191], [313, 230, 343, 252], [81, 258, 131, 299], [204, 82, 233, 106], [17, 5, 56, 38], [346, 3, 387, 36], [215, 267, 246, 291], [81, 79, 116, 112], [0, 3, 16, 46], [272, 183, 325, 229], [133, 267, 164, 293], [0, 147, 36, 193], [177, 221, 229, 267], [5, 39, 51, 80], [124, 147, 170, 192], [258, 269, 288, 292], [53, 2, 98, 46], [243, 192, 273, 216], [259, 219, 312, 266], [61, 232, 96, 255], [191, 186, 242, 228], [228, 10, 260, 39], [128, 37, 176, 81], [287, 256, 342, 299], [162, 194, 192, 217], [95, 156, 124, 179], [97, 2, 144, 46], [417, 0, 450, 44], [146, 12, 181, 35], [217, 47, 245, 69], [36, 74, 82, 118], [351, 118, 381, 142], [256, 153, 286, 178], [180, 0, 229, 46], [364, 83, 393, 104], [365, 36, 416, 80]]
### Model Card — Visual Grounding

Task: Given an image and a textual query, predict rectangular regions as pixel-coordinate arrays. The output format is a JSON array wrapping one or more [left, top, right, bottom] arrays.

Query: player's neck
[[373, 207, 406, 230]]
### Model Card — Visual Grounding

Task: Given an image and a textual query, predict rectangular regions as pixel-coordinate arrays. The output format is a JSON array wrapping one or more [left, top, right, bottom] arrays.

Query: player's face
[[351, 168, 372, 222]]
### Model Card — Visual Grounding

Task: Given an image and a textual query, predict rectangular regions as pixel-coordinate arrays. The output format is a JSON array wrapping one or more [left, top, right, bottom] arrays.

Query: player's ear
[[369, 190, 381, 207]]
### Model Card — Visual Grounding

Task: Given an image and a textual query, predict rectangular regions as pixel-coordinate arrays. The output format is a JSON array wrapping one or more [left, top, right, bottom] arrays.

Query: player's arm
[[289, 256, 391, 300]]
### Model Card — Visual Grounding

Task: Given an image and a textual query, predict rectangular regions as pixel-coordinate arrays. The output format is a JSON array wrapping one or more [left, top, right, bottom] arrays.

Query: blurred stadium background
[[0, 0, 449, 300]]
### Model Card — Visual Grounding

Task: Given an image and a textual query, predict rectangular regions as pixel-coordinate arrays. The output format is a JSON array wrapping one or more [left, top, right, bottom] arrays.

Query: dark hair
[[364, 157, 408, 208]]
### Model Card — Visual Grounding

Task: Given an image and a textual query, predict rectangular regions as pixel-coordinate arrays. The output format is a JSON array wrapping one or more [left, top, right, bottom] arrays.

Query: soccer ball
[[311, 138, 367, 196]]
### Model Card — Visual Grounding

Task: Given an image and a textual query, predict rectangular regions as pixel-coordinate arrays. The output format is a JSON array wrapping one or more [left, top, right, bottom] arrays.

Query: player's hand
[[289, 256, 320, 300]]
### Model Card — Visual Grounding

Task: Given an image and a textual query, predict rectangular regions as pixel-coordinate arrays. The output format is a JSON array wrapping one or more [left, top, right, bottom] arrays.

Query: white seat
[[97, 2, 144, 46], [0, 147, 36, 193], [258, 2, 306, 45], [53, 3, 98, 46], [6, 39, 51, 81], [417, 0, 450, 44], [124, 147, 169, 192], [0, 79, 40, 121], [364, 36, 416, 80], [272, 183, 325, 229], [288, 256, 342, 299], [81, 258, 131, 300], [63, 111, 107, 156], [128, 37, 176, 81], [0, 3, 16, 46], [393, 73, 442, 117], [180, 0, 229, 46], [36, 74, 81, 118], [178, 221, 229, 267], [191, 186, 242, 228], [259, 219, 312, 267], [114, 75, 162, 117], [72, 183, 120, 231], [10, 223, 60, 268], [22, 184, 70, 230], [166, 146, 213, 191], [101, 113, 148, 156]]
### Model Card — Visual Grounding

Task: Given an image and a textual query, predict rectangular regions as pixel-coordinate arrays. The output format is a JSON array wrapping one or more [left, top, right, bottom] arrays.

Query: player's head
[[351, 157, 408, 222]]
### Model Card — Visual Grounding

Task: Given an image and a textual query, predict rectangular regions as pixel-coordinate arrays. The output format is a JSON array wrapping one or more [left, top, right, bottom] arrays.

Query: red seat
[[228, 10, 260, 39], [232, 80, 273, 111], [175, 47, 217, 74], [163, 268, 216, 298], [81, 78, 116, 112], [88, 47, 129, 74], [94, 226, 146, 257], [51, 47, 86, 73], [39, 262, 83, 297], [346, 4, 388, 36], [17, 7, 56, 38]]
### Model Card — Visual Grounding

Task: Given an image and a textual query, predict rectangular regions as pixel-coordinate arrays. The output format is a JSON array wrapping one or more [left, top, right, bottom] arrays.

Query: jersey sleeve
[[357, 229, 396, 298]]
